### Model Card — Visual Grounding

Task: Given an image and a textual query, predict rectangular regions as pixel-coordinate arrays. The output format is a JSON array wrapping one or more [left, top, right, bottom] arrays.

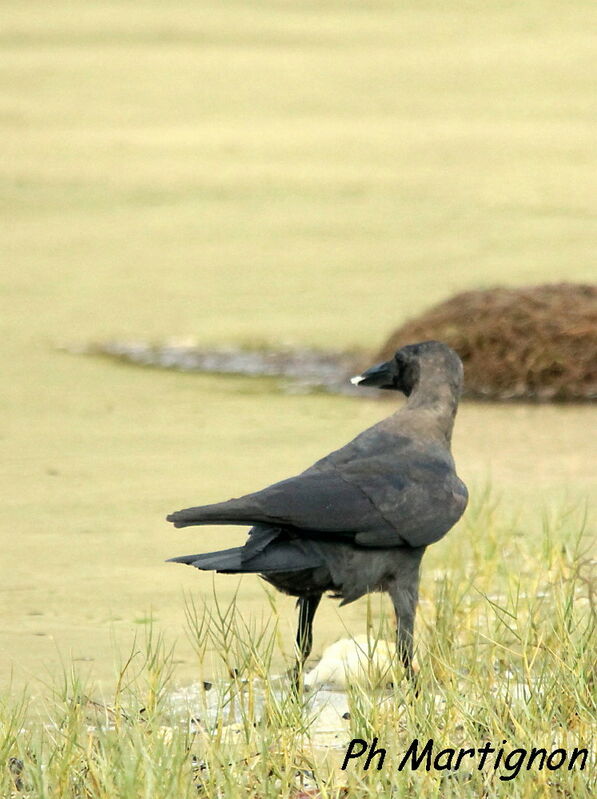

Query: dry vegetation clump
[[375, 284, 597, 402]]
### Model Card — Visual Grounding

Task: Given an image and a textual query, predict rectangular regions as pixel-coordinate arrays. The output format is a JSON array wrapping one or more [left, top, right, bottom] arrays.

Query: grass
[[1, 499, 594, 797], [1, 0, 595, 794]]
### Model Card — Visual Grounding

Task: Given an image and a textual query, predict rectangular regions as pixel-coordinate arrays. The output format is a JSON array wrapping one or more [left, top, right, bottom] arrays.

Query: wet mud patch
[[168, 677, 353, 750], [75, 340, 367, 396]]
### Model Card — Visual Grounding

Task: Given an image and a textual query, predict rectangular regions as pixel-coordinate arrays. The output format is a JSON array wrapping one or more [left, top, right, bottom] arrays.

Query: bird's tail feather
[[168, 539, 324, 574], [168, 547, 245, 573], [166, 497, 264, 529]]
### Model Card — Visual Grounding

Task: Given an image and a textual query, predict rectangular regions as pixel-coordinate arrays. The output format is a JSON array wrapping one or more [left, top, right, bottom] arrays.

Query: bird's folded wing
[[344, 463, 469, 548], [167, 470, 397, 540], [167, 459, 468, 549]]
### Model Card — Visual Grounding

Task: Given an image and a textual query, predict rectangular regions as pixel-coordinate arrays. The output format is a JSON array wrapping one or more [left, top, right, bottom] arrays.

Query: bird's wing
[[330, 447, 468, 547], [167, 453, 467, 549], [167, 469, 397, 541]]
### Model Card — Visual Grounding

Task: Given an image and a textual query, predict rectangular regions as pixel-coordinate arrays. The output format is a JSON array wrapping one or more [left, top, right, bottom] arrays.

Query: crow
[[167, 340, 468, 681]]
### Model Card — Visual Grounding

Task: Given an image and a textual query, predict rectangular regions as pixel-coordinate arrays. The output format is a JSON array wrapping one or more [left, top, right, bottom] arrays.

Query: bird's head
[[351, 340, 463, 397]]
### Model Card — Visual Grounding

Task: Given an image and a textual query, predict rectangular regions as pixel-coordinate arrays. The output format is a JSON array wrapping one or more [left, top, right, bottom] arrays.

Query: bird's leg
[[289, 594, 321, 686], [387, 580, 419, 684], [296, 594, 321, 665]]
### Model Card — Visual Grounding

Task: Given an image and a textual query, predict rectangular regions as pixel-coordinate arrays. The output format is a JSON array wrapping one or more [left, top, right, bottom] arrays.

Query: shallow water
[[168, 678, 352, 749]]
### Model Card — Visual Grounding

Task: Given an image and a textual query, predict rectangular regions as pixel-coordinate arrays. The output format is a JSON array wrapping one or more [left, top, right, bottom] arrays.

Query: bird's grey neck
[[404, 374, 460, 445]]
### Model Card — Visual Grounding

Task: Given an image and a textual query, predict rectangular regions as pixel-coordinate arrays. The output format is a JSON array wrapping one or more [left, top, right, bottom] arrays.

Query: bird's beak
[[350, 360, 396, 389]]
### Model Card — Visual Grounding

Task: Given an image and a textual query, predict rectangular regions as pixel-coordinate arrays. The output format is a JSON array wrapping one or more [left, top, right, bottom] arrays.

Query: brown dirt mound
[[375, 283, 597, 402]]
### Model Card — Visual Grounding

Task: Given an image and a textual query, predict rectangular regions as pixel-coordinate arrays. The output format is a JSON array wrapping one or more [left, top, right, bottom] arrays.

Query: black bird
[[167, 341, 468, 681]]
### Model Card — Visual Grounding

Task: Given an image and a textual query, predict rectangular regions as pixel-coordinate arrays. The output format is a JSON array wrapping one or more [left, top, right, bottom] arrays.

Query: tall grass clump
[[1, 498, 594, 797]]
